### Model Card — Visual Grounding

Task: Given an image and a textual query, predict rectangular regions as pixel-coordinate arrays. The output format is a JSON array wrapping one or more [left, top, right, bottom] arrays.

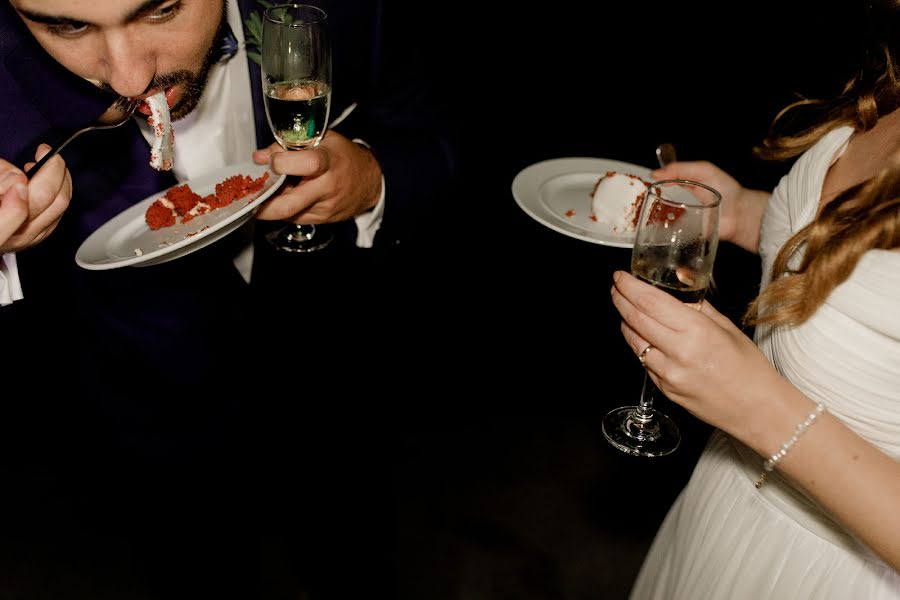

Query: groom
[[0, 0, 455, 408], [1, 0, 455, 594]]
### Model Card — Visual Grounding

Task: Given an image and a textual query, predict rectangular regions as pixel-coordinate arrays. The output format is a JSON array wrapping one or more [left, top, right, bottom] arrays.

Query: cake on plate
[[145, 172, 271, 230], [589, 171, 651, 233]]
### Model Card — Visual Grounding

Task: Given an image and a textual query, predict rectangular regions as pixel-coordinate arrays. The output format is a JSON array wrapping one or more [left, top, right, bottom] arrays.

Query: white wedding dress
[[628, 126, 900, 599]]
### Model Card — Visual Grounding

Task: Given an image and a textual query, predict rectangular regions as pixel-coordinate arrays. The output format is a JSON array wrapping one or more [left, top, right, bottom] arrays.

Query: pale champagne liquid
[[264, 79, 331, 149]]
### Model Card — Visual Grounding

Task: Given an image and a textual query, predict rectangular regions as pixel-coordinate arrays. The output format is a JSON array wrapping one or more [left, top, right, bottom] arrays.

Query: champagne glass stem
[[601, 372, 680, 457], [636, 371, 656, 420], [627, 372, 662, 441]]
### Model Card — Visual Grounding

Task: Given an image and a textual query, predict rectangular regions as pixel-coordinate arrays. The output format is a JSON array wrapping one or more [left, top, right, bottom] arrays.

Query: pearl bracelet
[[755, 402, 826, 489]]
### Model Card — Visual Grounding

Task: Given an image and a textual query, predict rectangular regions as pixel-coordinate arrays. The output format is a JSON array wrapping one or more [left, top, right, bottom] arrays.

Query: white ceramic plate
[[511, 157, 652, 248], [76, 161, 286, 270]]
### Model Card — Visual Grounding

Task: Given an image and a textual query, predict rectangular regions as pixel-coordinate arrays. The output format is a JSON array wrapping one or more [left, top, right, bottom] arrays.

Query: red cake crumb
[[144, 171, 271, 230], [213, 173, 270, 207], [145, 200, 176, 230], [646, 199, 686, 226], [166, 184, 203, 217]]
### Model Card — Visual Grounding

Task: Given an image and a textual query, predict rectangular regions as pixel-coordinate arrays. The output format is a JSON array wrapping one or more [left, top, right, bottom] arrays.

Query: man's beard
[[151, 51, 216, 121], [141, 23, 222, 121]]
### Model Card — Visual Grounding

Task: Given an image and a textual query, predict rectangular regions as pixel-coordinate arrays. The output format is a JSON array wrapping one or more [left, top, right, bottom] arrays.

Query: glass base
[[265, 224, 333, 253], [601, 406, 681, 457]]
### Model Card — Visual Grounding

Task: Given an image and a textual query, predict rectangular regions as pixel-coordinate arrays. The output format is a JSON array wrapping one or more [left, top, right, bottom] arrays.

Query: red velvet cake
[[145, 171, 271, 230]]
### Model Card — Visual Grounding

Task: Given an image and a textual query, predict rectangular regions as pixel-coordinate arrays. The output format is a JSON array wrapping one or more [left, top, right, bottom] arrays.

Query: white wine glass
[[261, 3, 333, 252], [602, 179, 721, 457]]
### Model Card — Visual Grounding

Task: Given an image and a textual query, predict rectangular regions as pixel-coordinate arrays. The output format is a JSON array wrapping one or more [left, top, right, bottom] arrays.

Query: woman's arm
[[763, 384, 900, 571], [610, 270, 900, 570]]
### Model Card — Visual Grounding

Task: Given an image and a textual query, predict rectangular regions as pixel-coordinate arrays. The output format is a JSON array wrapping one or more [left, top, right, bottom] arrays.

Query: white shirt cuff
[[0, 253, 24, 306], [353, 174, 385, 248]]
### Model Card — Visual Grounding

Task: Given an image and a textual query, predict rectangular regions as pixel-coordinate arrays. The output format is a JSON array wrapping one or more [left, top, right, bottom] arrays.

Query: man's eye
[[46, 23, 89, 37], [147, 2, 182, 22]]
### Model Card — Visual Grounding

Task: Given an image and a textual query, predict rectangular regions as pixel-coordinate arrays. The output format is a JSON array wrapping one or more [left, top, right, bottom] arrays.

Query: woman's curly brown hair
[[744, 42, 900, 327]]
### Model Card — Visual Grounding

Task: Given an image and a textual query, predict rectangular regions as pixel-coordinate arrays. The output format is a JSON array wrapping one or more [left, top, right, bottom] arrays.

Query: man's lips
[[136, 87, 177, 116]]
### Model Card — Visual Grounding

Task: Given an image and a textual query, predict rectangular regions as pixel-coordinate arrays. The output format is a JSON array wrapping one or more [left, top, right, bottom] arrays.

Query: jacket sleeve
[[327, 1, 459, 250]]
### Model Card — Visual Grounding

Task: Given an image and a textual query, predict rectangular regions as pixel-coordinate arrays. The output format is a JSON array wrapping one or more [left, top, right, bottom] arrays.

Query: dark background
[[0, 2, 870, 599]]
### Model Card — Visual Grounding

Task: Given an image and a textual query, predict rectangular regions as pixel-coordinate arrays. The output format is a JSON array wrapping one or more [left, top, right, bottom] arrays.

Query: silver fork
[[27, 96, 141, 179]]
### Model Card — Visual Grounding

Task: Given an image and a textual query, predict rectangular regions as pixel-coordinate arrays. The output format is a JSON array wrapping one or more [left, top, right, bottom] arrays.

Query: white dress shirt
[[0, 0, 384, 303], [0, 253, 23, 305]]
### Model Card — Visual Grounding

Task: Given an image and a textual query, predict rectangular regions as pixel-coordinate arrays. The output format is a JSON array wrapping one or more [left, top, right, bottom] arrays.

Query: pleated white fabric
[[629, 126, 900, 599]]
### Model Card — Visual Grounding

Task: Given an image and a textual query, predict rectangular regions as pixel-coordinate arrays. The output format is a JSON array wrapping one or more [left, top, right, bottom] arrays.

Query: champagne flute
[[261, 3, 333, 253], [602, 179, 721, 457]]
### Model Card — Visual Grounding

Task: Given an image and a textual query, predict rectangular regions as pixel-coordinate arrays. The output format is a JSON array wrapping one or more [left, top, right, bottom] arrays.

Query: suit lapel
[[234, 0, 274, 149]]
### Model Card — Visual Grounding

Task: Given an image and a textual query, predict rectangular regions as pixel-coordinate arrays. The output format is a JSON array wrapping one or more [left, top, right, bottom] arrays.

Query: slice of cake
[[145, 184, 207, 230], [590, 171, 650, 233], [145, 91, 174, 171], [145, 172, 271, 230]]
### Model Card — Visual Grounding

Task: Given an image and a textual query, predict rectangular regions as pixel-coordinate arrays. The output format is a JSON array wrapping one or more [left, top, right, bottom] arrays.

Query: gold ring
[[639, 344, 653, 367]]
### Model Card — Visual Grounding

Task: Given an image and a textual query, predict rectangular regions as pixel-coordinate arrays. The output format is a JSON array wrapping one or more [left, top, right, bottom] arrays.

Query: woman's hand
[[252, 130, 383, 224], [650, 161, 769, 253], [0, 146, 72, 253], [610, 269, 786, 444]]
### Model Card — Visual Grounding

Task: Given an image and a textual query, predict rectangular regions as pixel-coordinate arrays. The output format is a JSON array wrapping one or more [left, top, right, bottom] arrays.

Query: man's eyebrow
[[15, 7, 86, 26], [17, 0, 172, 27]]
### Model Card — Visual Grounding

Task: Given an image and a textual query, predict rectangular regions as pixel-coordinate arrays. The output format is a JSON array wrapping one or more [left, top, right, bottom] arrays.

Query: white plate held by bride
[[76, 161, 286, 270], [511, 157, 652, 248]]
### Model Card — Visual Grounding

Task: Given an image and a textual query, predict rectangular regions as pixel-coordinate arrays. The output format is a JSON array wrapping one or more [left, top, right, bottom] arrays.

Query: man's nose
[[101, 32, 155, 98]]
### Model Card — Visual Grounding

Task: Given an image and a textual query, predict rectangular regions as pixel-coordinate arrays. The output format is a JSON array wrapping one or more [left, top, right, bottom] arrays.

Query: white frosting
[[146, 91, 174, 171], [590, 172, 649, 233], [188, 202, 211, 217]]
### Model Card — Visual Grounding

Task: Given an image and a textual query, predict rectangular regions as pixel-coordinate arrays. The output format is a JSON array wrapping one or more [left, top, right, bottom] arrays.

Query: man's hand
[[0, 145, 72, 253], [252, 130, 382, 224]]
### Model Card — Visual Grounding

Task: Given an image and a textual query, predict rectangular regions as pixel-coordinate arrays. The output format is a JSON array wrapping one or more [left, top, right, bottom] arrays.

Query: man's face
[[10, 0, 225, 120]]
